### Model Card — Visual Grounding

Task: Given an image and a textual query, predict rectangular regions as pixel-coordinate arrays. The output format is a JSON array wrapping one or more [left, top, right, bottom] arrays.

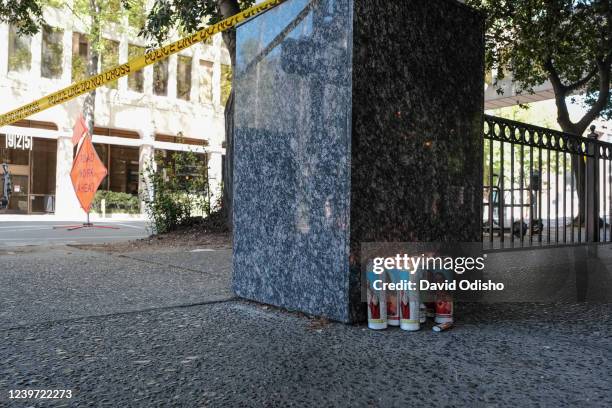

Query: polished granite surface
[[233, 0, 483, 322], [348, 0, 484, 319]]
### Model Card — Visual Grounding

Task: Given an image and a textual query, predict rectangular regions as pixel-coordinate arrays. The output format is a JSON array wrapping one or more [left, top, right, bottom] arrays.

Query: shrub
[[92, 190, 140, 214], [141, 148, 211, 234]]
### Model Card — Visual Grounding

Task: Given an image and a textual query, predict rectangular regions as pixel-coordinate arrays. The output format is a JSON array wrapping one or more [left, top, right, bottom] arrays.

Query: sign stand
[[53, 212, 120, 231], [53, 115, 121, 232]]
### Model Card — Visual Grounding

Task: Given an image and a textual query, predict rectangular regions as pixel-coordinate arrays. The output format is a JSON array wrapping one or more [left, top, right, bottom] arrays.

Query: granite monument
[[232, 0, 484, 322]]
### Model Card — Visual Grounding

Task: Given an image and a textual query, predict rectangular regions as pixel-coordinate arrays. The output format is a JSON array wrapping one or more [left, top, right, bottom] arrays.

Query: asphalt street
[[0, 244, 610, 407], [0, 220, 149, 247]]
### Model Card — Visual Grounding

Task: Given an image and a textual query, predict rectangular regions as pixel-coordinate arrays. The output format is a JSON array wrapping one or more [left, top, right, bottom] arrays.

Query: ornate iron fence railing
[[483, 114, 612, 250]]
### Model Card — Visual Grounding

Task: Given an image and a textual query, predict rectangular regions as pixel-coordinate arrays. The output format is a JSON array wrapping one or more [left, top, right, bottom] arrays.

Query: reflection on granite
[[233, 0, 484, 322]]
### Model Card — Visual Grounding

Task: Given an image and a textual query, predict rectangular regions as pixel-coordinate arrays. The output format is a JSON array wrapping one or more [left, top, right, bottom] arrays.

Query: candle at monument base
[[399, 268, 420, 331], [367, 268, 387, 330], [434, 298, 454, 324], [433, 322, 453, 332], [400, 297, 420, 331], [432, 267, 454, 324], [367, 290, 387, 330]]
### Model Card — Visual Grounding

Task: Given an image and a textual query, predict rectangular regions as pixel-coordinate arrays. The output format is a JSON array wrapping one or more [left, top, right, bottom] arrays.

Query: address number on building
[[5, 134, 33, 151]]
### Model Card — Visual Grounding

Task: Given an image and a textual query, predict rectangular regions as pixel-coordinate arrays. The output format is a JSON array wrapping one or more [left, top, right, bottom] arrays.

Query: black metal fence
[[483, 115, 612, 250]]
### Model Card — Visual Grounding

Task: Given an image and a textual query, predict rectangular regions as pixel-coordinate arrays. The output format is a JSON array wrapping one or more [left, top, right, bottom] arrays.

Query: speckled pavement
[[0, 246, 233, 328], [0, 246, 611, 407]]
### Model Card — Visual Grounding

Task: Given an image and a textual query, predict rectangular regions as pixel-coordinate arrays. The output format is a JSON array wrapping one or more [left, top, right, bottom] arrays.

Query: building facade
[[0, 5, 228, 217]]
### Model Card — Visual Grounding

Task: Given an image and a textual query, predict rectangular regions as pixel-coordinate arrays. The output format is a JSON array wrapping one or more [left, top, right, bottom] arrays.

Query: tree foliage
[[468, 0, 611, 222], [466, 0, 612, 135], [0, 0, 43, 35], [140, 0, 255, 46], [2, 0, 144, 124], [140, 0, 255, 228]]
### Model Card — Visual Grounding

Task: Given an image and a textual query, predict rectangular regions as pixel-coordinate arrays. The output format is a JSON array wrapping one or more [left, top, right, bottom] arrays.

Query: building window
[[221, 64, 232, 106], [177, 56, 192, 101], [153, 59, 169, 96], [155, 149, 208, 189], [94, 144, 109, 190], [30, 139, 57, 213], [199, 60, 213, 104], [110, 146, 139, 195], [71, 33, 89, 82], [0, 134, 29, 166], [101, 39, 119, 89], [41, 26, 64, 79], [128, 45, 145, 92], [8, 25, 32, 73]]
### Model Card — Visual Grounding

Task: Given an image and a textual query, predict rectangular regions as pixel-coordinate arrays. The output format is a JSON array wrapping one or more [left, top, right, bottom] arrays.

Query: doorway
[[0, 135, 57, 214]]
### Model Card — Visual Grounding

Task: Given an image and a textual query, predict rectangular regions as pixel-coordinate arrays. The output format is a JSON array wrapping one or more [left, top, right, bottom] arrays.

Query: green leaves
[[0, 0, 43, 35], [467, 0, 612, 131], [92, 190, 140, 214], [140, 0, 255, 45]]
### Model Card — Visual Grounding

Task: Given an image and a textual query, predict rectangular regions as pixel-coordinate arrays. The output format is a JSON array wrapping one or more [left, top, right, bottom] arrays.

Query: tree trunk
[[570, 151, 586, 225], [218, 0, 240, 229], [85, 0, 101, 138], [560, 123, 588, 225], [83, 88, 97, 137], [545, 56, 612, 226]]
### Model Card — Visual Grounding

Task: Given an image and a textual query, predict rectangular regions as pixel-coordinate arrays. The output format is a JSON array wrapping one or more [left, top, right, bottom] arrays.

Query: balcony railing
[[483, 115, 612, 250]]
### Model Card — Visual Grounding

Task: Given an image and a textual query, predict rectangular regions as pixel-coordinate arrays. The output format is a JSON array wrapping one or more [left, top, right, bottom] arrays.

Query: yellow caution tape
[[0, 0, 287, 128]]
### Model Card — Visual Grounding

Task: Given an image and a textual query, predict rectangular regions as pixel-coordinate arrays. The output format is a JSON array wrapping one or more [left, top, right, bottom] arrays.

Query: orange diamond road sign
[[71, 135, 107, 212]]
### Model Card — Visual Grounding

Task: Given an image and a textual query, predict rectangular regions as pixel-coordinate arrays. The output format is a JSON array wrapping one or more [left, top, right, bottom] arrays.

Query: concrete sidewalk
[[0, 246, 232, 327], [0, 245, 610, 407]]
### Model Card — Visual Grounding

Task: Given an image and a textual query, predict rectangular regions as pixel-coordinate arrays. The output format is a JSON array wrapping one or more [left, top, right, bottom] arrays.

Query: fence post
[[586, 127, 600, 242]]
